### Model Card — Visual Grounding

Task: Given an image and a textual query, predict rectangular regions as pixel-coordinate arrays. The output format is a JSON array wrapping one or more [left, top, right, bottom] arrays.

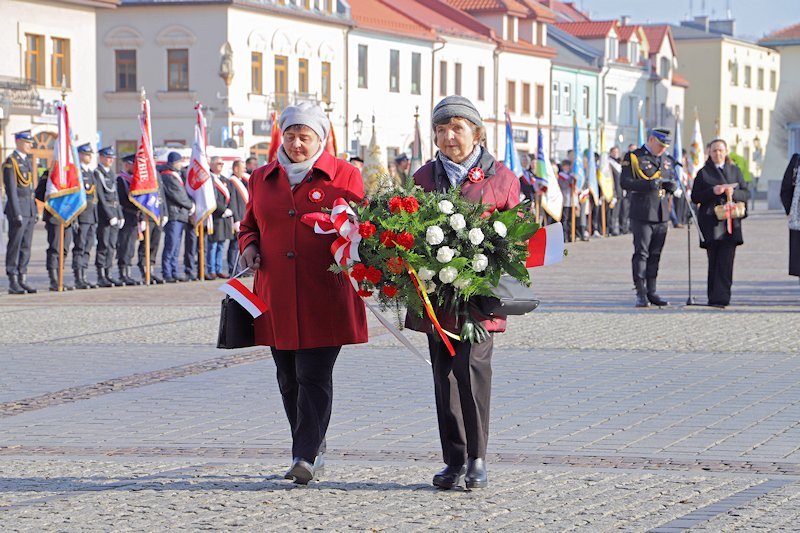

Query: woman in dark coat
[[780, 153, 800, 279], [692, 138, 750, 307], [407, 96, 520, 490], [239, 102, 367, 485]]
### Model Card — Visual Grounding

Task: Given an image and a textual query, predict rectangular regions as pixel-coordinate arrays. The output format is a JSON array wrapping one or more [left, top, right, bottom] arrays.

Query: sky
[[575, 0, 799, 41]]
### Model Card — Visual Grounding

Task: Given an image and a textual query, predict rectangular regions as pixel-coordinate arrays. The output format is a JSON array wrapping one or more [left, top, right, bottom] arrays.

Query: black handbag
[[216, 295, 255, 349], [474, 275, 540, 317]]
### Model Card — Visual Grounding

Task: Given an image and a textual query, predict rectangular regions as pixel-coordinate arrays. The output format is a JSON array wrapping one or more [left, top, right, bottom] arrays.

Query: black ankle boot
[[74, 269, 89, 289], [634, 279, 650, 308], [82, 268, 97, 289], [7, 274, 25, 295], [465, 457, 488, 489], [96, 267, 112, 288], [120, 266, 141, 286], [18, 273, 37, 294], [432, 463, 466, 490], [48, 269, 60, 291], [647, 278, 669, 306], [105, 268, 123, 287]]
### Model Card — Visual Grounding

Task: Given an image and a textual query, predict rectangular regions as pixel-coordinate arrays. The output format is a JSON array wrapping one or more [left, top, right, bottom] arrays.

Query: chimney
[[709, 19, 735, 36], [620, 15, 631, 26], [693, 15, 709, 32]]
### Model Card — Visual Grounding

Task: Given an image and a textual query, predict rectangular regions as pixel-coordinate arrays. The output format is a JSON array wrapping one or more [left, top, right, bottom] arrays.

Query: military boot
[[96, 267, 112, 288], [120, 266, 141, 286], [646, 278, 669, 307], [83, 269, 98, 289], [634, 279, 650, 308], [18, 273, 37, 294], [74, 269, 89, 289], [7, 274, 26, 295], [48, 269, 60, 292], [105, 268, 124, 287]]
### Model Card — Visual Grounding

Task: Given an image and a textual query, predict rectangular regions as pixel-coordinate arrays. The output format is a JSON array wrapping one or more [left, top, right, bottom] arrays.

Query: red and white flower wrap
[[301, 198, 362, 284]]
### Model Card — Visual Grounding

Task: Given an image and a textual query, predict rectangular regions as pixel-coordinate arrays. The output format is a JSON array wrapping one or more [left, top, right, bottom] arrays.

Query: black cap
[[77, 143, 93, 154], [98, 146, 116, 157], [122, 154, 135, 164], [394, 153, 409, 164], [167, 151, 183, 164], [14, 130, 34, 142], [650, 128, 672, 146]]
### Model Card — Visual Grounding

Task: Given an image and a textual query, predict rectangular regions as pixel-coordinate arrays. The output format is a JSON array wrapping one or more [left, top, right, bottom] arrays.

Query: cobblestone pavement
[[1, 205, 799, 530]]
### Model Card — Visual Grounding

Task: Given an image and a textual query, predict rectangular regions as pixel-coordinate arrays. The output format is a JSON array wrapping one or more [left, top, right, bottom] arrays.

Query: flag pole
[[199, 221, 205, 281], [571, 184, 576, 243], [140, 88, 152, 286], [601, 198, 607, 236], [58, 77, 68, 292]]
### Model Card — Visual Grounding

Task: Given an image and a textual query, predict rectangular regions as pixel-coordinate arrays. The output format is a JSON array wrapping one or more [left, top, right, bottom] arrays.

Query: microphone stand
[[674, 163, 704, 305]]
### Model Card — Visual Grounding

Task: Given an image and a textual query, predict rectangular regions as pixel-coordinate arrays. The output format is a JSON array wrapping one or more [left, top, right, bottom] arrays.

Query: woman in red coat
[[239, 102, 368, 484], [407, 96, 520, 490]]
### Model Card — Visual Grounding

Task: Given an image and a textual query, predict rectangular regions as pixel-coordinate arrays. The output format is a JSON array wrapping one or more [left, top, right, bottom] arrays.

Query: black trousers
[[95, 222, 119, 269], [5, 216, 36, 275], [270, 345, 340, 462], [183, 223, 198, 276], [226, 237, 239, 275], [618, 195, 631, 234], [631, 219, 668, 282], [46, 222, 73, 271], [137, 218, 161, 269], [706, 244, 737, 306], [428, 334, 493, 467], [72, 222, 96, 270], [117, 212, 139, 268]]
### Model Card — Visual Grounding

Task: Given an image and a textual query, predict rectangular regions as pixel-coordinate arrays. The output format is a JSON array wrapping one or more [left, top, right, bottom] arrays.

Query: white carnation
[[436, 246, 456, 263], [472, 253, 489, 272], [425, 280, 437, 293], [417, 267, 436, 281], [453, 277, 471, 290], [449, 213, 467, 231], [493, 221, 508, 238], [425, 225, 445, 246], [438, 266, 458, 284], [438, 200, 454, 214], [468, 228, 485, 245]]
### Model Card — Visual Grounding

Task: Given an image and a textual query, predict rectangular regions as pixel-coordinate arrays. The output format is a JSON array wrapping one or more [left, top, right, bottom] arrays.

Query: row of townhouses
[[1, 0, 796, 193]]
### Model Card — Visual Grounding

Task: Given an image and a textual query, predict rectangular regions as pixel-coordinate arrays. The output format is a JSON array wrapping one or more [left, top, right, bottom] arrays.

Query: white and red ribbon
[[301, 197, 362, 273]]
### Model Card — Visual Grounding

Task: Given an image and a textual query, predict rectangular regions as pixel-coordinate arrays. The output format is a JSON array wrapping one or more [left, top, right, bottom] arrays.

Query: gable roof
[[671, 72, 690, 87], [548, 24, 602, 69], [393, 0, 495, 41], [446, 0, 529, 17], [554, 20, 618, 39], [538, 0, 590, 22], [759, 22, 800, 46], [350, 0, 437, 40], [643, 25, 677, 56]]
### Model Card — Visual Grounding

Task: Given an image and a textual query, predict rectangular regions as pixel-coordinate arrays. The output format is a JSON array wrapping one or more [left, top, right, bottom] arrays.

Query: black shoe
[[465, 457, 488, 489], [18, 274, 37, 294], [82, 269, 98, 289], [646, 278, 669, 306], [204, 273, 217, 280], [120, 267, 141, 286], [708, 302, 727, 309], [74, 270, 89, 290], [7, 274, 26, 295], [48, 270, 60, 292], [635, 293, 650, 308], [185, 272, 199, 281], [174, 274, 188, 282], [285, 458, 315, 485], [105, 268, 123, 287], [150, 273, 164, 284], [164, 277, 177, 283], [432, 464, 466, 490], [96, 268, 112, 288]]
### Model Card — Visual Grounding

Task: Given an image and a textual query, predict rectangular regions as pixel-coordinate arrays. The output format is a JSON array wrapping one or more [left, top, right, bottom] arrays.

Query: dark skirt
[[791, 229, 800, 277]]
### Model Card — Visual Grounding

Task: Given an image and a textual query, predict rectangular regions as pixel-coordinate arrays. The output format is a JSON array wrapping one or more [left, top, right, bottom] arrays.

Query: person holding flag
[[93, 146, 124, 288], [72, 143, 99, 289], [4, 131, 39, 294], [185, 103, 217, 280], [117, 154, 143, 286], [534, 126, 563, 225], [204, 156, 232, 280]]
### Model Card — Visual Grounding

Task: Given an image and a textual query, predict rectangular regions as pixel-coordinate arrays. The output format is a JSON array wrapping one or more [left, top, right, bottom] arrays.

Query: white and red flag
[[218, 277, 268, 318], [186, 104, 217, 232], [45, 102, 86, 225], [526, 222, 565, 268]]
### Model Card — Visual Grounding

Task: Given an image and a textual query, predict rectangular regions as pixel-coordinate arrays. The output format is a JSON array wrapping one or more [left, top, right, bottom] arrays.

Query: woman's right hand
[[240, 244, 261, 271]]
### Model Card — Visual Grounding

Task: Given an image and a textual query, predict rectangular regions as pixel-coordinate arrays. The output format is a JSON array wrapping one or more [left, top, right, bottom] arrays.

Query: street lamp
[[353, 114, 363, 138]]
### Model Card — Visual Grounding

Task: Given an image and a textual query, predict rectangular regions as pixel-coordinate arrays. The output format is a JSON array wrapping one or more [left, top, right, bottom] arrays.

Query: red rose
[[351, 263, 367, 282], [379, 230, 396, 248], [386, 256, 405, 274], [357, 289, 374, 297], [359, 221, 377, 239], [394, 231, 414, 250], [365, 267, 382, 284], [382, 285, 399, 298], [401, 196, 419, 213], [388, 196, 403, 214]]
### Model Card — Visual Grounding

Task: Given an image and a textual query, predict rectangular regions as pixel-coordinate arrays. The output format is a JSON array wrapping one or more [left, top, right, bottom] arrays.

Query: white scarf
[[277, 145, 325, 188]]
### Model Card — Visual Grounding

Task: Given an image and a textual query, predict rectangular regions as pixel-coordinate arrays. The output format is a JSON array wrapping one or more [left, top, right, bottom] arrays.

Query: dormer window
[[505, 15, 518, 41], [660, 56, 671, 78], [608, 35, 618, 60], [630, 40, 639, 63]]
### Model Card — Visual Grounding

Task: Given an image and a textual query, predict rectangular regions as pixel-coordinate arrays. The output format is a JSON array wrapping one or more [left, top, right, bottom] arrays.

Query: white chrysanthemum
[[453, 277, 471, 290], [436, 246, 456, 263], [425, 280, 437, 293], [425, 225, 445, 246], [472, 253, 489, 272], [449, 213, 466, 231], [493, 221, 508, 238], [468, 228, 485, 245], [417, 267, 436, 281], [438, 200, 454, 214], [438, 266, 458, 284]]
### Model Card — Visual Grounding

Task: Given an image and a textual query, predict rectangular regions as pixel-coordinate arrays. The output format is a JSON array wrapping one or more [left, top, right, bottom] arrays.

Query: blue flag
[[673, 115, 685, 186], [572, 114, 585, 190], [586, 127, 599, 203], [637, 114, 646, 147], [504, 111, 523, 178]]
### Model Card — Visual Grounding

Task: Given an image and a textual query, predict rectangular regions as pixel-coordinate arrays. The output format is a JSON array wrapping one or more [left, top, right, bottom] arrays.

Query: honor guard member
[[117, 154, 142, 285], [620, 127, 678, 307], [94, 146, 124, 287], [136, 169, 166, 284], [72, 143, 98, 289], [3, 131, 38, 294], [35, 170, 74, 291]]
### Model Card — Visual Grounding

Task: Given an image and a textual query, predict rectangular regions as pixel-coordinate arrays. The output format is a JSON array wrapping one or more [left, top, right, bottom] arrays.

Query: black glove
[[661, 180, 677, 194], [650, 179, 662, 190]]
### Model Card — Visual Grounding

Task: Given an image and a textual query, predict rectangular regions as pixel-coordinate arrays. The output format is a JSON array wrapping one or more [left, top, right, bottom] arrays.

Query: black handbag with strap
[[216, 295, 255, 349], [473, 275, 540, 317]]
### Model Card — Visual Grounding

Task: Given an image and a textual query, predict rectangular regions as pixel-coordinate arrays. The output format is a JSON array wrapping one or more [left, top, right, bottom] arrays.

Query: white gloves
[[222, 208, 233, 218], [233, 221, 241, 233], [674, 188, 683, 198], [139, 220, 146, 233], [118, 218, 125, 229], [189, 204, 196, 216], [109, 217, 119, 227], [161, 215, 169, 226]]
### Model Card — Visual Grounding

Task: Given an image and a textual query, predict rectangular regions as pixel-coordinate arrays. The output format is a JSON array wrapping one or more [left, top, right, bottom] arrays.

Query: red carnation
[[388, 196, 404, 214], [402, 196, 419, 213], [379, 230, 397, 248], [357, 289, 374, 297], [382, 285, 399, 298], [359, 221, 377, 239], [394, 231, 414, 250], [365, 267, 382, 284], [351, 263, 367, 282], [386, 256, 405, 274]]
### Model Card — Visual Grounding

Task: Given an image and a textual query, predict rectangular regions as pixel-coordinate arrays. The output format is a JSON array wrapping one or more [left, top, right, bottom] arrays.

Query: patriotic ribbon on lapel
[[301, 197, 362, 273]]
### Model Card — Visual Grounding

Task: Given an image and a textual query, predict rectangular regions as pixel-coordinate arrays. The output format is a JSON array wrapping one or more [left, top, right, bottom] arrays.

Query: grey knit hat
[[431, 95, 483, 129], [279, 101, 328, 140]]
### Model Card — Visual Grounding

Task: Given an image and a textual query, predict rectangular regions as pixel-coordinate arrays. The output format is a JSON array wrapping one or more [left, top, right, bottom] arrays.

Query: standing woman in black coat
[[692, 138, 750, 308], [780, 153, 800, 281]]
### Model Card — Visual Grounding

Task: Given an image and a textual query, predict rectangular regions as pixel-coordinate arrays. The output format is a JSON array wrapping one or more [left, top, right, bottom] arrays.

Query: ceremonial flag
[[218, 278, 268, 318], [45, 102, 86, 225], [504, 110, 523, 177], [688, 112, 705, 178], [186, 104, 217, 232], [597, 124, 615, 202], [637, 104, 646, 147], [410, 110, 424, 176], [534, 126, 563, 221], [586, 126, 599, 203], [325, 118, 337, 157], [526, 223, 565, 268], [129, 98, 160, 223], [673, 114, 687, 191], [267, 111, 281, 163], [572, 113, 585, 190]]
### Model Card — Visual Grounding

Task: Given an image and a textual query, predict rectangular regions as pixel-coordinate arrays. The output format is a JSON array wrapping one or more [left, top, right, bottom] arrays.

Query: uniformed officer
[[94, 146, 124, 287], [620, 128, 678, 307], [73, 143, 98, 289], [117, 154, 142, 285], [3, 131, 38, 294], [35, 169, 74, 291], [136, 171, 166, 285]]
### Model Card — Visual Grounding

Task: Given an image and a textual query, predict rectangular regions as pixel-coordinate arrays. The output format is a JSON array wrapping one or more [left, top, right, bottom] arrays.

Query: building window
[[321, 61, 331, 103], [562, 84, 571, 115], [552, 82, 560, 114], [454, 63, 462, 96], [298, 58, 309, 94], [744, 65, 751, 88], [770, 70, 777, 91], [167, 49, 189, 91], [630, 41, 639, 63], [660, 57, 670, 78], [743, 106, 751, 129], [756, 108, 764, 130], [477, 66, 485, 101], [439, 61, 447, 96], [115, 50, 136, 92], [411, 52, 421, 95], [274, 55, 288, 108], [537, 23, 545, 47], [389, 49, 399, 93], [730, 104, 738, 127], [757, 68, 764, 90], [522, 82, 531, 115], [25, 33, 45, 85], [729, 62, 738, 86], [507, 80, 516, 113], [251, 52, 263, 94], [607, 93, 618, 124], [357, 44, 368, 88], [581, 86, 590, 119], [51, 38, 70, 88], [608, 35, 618, 60], [535, 84, 544, 118]]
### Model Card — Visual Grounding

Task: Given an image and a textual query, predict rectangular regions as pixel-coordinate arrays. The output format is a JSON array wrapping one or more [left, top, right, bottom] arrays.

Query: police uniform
[[620, 128, 677, 307], [136, 174, 166, 284], [72, 143, 98, 289], [94, 146, 124, 287], [35, 170, 75, 291], [3, 131, 38, 294], [116, 155, 143, 285]]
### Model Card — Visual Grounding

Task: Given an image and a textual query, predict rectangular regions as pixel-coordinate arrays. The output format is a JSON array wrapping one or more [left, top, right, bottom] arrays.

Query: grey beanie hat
[[279, 101, 328, 140], [431, 95, 483, 129]]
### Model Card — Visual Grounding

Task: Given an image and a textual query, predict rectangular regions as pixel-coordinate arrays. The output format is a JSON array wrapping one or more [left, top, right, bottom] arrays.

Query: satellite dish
[[224, 138, 238, 149]]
